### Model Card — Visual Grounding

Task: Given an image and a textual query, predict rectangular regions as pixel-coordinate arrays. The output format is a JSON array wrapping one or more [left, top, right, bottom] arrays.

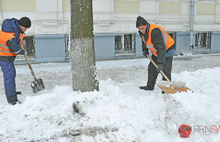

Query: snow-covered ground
[[0, 53, 220, 141]]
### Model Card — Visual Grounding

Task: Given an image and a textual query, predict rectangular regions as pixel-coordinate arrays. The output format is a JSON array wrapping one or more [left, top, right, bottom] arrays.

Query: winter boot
[[139, 86, 154, 91], [8, 98, 21, 105], [16, 91, 22, 95]]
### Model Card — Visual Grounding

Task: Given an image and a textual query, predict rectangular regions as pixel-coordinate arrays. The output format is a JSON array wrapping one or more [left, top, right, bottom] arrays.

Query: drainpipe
[[190, 0, 195, 54]]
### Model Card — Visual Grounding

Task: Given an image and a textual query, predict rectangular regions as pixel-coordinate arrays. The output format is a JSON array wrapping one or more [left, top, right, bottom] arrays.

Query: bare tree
[[69, 0, 99, 92]]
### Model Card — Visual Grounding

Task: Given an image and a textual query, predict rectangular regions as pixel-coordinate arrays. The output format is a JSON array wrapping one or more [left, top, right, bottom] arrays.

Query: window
[[168, 32, 176, 50], [65, 35, 69, 58], [115, 34, 135, 55], [195, 32, 211, 51], [16, 36, 35, 60]]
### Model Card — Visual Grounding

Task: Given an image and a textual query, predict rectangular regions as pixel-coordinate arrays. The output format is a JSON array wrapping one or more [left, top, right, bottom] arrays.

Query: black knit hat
[[18, 17, 31, 28], [136, 16, 148, 28]]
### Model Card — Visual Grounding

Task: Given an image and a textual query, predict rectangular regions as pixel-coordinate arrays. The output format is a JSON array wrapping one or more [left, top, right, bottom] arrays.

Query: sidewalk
[[0, 53, 220, 103]]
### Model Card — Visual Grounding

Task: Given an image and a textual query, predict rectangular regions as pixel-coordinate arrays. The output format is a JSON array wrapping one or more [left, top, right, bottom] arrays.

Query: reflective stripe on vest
[[0, 43, 9, 49], [0, 31, 23, 56], [141, 23, 174, 56]]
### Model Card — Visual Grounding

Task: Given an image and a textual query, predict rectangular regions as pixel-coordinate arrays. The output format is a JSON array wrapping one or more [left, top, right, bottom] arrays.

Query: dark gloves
[[143, 49, 149, 57], [156, 64, 163, 73]]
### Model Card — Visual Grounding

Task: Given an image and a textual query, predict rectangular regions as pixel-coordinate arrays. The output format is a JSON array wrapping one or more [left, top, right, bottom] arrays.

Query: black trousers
[[146, 55, 173, 90]]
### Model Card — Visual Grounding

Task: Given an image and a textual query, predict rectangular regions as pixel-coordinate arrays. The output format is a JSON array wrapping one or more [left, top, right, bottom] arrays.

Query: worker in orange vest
[[0, 17, 31, 105], [136, 16, 175, 92]]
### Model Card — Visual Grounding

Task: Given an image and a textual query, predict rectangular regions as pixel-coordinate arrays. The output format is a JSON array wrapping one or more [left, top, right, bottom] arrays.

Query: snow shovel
[[21, 45, 45, 93], [146, 54, 190, 94]]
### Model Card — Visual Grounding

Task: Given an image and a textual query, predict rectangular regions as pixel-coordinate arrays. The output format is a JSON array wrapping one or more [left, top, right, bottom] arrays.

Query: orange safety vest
[[0, 31, 23, 57], [141, 23, 174, 56]]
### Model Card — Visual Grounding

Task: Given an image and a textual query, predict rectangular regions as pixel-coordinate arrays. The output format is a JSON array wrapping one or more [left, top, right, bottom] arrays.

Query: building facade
[[0, 0, 220, 63]]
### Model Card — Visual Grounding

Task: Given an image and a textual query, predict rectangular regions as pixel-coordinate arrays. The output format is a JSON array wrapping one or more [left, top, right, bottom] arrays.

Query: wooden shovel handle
[[146, 54, 176, 89], [21, 44, 37, 80], [20, 45, 33, 70]]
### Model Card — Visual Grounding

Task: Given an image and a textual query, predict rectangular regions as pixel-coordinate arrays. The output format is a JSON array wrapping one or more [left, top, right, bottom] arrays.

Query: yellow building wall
[[62, 0, 70, 12], [0, 0, 36, 12], [114, 0, 139, 13], [197, 4, 215, 15], [159, 2, 180, 14]]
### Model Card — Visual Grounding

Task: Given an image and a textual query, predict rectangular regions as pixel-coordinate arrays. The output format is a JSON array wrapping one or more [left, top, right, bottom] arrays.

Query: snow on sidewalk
[[0, 53, 220, 141]]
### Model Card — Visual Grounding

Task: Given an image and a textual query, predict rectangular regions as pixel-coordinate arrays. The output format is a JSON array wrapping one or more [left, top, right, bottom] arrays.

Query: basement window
[[115, 34, 135, 55], [195, 32, 211, 51], [168, 32, 176, 50], [16, 36, 35, 60], [65, 34, 69, 58]]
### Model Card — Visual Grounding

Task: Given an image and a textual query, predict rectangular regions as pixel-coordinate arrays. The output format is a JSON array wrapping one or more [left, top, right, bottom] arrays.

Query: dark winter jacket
[[139, 23, 175, 64], [0, 18, 25, 62]]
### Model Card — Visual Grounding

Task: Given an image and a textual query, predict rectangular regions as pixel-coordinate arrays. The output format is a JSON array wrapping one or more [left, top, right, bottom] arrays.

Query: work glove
[[21, 49, 27, 55], [143, 49, 149, 58], [156, 64, 163, 73]]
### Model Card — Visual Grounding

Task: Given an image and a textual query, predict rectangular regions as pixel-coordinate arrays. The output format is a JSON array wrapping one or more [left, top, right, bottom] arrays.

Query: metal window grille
[[115, 34, 135, 55], [65, 35, 69, 58], [195, 32, 211, 51], [168, 32, 176, 50], [16, 36, 35, 60]]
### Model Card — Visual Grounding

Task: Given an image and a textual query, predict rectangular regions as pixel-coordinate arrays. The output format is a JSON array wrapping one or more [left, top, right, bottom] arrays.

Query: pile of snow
[[0, 56, 220, 141]]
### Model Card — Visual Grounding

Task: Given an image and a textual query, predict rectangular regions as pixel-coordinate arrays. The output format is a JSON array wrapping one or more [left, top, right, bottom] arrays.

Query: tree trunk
[[69, 0, 99, 92]]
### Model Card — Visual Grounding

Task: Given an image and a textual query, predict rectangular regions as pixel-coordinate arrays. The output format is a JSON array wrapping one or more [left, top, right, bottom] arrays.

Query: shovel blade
[[157, 81, 190, 94], [31, 78, 45, 93]]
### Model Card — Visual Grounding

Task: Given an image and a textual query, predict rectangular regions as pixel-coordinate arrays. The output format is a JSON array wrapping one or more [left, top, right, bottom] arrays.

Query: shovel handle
[[21, 45, 32, 69], [146, 54, 176, 89], [21, 44, 37, 80], [24, 53, 33, 70]]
